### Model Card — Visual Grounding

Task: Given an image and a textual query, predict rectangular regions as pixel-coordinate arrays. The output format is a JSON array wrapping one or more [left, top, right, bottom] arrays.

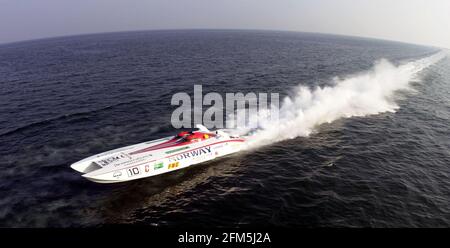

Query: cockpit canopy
[[177, 131, 189, 137], [176, 131, 214, 143]]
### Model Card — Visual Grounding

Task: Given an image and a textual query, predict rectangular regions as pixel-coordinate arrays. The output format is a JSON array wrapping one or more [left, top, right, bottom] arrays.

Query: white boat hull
[[71, 126, 245, 183]]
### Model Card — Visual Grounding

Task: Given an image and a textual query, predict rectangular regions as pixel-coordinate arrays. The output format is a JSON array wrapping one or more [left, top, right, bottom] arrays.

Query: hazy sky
[[1, 0, 449, 48]]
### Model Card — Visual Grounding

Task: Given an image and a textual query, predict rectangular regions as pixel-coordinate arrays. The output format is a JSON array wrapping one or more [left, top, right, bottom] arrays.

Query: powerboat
[[70, 125, 246, 183]]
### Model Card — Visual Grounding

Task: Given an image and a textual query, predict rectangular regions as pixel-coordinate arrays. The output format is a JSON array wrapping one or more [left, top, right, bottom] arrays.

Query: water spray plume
[[239, 52, 446, 149]]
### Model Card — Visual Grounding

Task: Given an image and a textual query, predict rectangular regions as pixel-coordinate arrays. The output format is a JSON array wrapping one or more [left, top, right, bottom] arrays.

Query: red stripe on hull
[[129, 137, 181, 155], [165, 139, 245, 158], [130, 132, 218, 155]]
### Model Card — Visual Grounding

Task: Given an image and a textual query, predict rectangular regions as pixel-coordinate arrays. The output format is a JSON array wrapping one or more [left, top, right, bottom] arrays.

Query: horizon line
[[0, 28, 443, 50]]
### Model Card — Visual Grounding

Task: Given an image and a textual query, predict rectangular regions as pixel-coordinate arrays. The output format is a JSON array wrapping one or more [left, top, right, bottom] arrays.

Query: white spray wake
[[237, 52, 445, 149]]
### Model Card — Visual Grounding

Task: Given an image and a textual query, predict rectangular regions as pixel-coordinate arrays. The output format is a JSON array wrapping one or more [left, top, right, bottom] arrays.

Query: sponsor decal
[[144, 162, 163, 172], [113, 171, 122, 178], [127, 166, 140, 177], [168, 162, 180, 169], [154, 162, 164, 170], [169, 146, 212, 162], [165, 146, 190, 154], [97, 153, 130, 167]]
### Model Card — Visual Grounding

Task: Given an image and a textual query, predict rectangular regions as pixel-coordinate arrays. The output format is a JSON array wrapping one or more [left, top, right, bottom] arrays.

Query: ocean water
[[0, 30, 449, 227]]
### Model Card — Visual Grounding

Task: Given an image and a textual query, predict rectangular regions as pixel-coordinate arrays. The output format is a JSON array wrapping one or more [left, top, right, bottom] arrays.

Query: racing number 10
[[127, 167, 140, 177]]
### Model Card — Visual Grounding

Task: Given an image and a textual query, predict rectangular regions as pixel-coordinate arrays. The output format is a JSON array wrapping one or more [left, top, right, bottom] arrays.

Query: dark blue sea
[[0, 30, 449, 227]]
